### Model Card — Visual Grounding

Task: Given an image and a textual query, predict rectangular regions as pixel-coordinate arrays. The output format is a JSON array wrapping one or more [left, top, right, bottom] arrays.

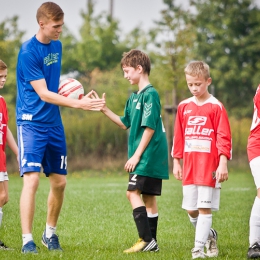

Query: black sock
[[133, 206, 152, 242], [148, 216, 158, 241]]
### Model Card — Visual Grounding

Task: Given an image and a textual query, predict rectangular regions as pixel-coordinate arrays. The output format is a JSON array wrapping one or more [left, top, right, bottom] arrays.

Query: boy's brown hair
[[0, 60, 7, 70], [121, 49, 151, 75], [36, 2, 64, 22], [184, 61, 210, 80]]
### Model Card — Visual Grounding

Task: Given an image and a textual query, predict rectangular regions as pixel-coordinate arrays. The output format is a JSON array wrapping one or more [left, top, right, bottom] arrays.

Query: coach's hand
[[80, 90, 105, 111]]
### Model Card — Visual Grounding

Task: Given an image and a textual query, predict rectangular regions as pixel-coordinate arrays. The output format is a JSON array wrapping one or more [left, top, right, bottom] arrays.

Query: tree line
[[1, 0, 259, 171]]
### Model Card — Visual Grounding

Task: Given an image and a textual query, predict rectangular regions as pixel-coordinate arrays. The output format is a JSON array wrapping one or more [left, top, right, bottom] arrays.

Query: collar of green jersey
[[135, 84, 153, 94]]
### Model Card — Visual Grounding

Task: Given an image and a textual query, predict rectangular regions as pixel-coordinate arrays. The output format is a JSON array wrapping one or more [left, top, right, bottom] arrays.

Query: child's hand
[[100, 93, 106, 111], [173, 159, 182, 181], [215, 164, 228, 183], [124, 155, 140, 173], [88, 91, 106, 111], [216, 155, 228, 183], [81, 90, 106, 111]]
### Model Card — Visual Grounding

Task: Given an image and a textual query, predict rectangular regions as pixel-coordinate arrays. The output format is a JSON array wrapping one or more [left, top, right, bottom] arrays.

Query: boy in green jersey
[[98, 49, 169, 253]]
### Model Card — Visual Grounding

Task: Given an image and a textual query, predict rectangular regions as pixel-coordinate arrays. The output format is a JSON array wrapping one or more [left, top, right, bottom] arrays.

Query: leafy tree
[[73, 0, 125, 79], [121, 27, 150, 51], [189, 0, 260, 117], [60, 25, 79, 75], [0, 16, 24, 100], [149, 0, 196, 102]]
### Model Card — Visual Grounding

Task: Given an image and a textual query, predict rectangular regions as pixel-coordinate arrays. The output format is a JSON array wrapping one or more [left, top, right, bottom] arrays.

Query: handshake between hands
[[81, 90, 106, 111]]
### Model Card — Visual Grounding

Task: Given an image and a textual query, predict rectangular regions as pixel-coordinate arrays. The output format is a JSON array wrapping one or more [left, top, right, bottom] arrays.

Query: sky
[[1, 0, 186, 40]]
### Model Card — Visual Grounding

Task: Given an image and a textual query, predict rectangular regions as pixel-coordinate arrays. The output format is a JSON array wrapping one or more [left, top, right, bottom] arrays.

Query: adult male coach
[[16, 2, 104, 253]]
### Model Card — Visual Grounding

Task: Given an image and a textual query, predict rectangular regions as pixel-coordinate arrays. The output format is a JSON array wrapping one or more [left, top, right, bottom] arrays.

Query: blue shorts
[[17, 124, 67, 177]]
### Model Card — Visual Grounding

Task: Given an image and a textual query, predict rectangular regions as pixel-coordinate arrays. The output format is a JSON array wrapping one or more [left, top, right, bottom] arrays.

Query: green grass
[[0, 169, 255, 259]]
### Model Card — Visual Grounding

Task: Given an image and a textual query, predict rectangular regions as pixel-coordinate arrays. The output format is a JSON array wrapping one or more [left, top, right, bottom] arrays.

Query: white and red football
[[58, 78, 84, 100]]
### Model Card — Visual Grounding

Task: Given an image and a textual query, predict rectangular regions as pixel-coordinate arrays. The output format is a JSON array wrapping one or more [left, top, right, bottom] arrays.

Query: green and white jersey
[[120, 84, 169, 180]]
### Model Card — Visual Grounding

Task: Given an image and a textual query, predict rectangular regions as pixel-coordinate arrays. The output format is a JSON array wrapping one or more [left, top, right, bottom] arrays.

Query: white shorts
[[0, 172, 9, 182], [250, 156, 260, 189], [182, 185, 220, 211]]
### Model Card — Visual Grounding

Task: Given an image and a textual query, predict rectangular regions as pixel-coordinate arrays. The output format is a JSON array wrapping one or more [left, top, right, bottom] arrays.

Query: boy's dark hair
[[0, 60, 7, 70], [121, 49, 151, 75], [36, 2, 64, 22]]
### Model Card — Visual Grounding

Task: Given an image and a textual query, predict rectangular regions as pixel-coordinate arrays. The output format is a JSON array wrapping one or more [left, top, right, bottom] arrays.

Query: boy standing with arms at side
[[247, 84, 260, 259], [99, 49, 169, 253], [0, 60, 19, 249], [172, 61, 232, 259]]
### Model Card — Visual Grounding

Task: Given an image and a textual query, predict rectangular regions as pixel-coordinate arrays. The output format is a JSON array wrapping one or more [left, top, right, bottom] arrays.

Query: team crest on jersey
[[144, 103, 152, 118], [136, 102, 141, 109], [188, 116, 207, 125]]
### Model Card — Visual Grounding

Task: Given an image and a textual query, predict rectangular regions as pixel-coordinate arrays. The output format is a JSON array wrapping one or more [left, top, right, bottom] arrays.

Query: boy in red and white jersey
[[247, 84, 260, 259], [172, 61, 232, 259], [0, 60, 18, 250]]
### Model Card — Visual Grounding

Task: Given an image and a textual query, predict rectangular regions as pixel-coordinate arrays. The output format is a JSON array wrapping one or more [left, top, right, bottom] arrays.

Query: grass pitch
[[0, 169, 254, 259]]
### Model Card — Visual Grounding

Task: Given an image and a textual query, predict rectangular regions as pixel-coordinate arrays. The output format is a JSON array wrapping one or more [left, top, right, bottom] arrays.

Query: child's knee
[[187, 210, 199, 218]]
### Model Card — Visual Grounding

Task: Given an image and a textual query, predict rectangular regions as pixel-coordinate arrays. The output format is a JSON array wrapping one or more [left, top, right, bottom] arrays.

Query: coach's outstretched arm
[[30, 79, 105, 111], [98, 93, 127, 130]]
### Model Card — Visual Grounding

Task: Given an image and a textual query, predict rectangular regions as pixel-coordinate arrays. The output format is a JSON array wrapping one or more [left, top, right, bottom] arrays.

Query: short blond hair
[[36, 2, 64, 22], [0, 60, 7, 70], [121, 49, 151, 75], [184, 61, 210, 80]]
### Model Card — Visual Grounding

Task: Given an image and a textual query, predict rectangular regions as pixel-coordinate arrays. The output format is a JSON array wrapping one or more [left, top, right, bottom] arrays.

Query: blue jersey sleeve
[[20, 50, 45, 83]]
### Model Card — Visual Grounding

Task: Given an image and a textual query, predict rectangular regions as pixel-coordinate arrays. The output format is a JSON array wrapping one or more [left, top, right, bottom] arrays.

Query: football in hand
[[58, 78, 84, 100]]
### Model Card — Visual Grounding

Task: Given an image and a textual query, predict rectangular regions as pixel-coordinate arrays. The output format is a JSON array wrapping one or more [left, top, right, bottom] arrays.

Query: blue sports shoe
[[42, 230, 63, 251], [21, 240, 38, 254]]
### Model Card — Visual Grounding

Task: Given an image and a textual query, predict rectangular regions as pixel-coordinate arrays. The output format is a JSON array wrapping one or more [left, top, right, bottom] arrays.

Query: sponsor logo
[[188, 116, 207, 125], [185, 126, 214, 136], [185, 116, 214, 136], [22, 114, 33, 121], [185, 139, 211, 153], [44, 53, 59, 66]]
